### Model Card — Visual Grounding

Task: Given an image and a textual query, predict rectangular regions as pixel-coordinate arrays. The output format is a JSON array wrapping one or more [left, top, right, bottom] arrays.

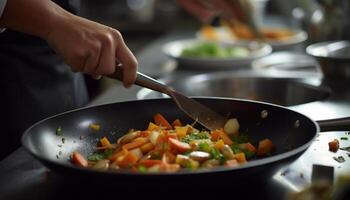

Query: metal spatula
[[108, 66, 227, 130]]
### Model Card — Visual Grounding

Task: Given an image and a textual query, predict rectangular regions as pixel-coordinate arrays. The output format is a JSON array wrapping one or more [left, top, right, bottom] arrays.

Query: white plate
[[162, 39, 272, 69]]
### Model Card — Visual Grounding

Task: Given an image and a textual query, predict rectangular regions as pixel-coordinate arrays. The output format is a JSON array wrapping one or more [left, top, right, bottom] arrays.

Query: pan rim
[[21, 97, 319, 176]]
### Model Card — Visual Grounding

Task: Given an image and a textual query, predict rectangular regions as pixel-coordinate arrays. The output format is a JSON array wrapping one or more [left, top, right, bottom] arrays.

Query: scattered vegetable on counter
[[71, 113, 274, 173], [328, 139, 339, 152]]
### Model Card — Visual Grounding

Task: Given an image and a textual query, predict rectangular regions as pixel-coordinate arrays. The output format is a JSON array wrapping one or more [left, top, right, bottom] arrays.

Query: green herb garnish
[[340, 146, 350, 153], [181, 131, 210, 143], [138, 166, 147, 173], [340, 137, 348, 140], [198, 142, 210, 152], [333, 156, 345, 163], [209, 148, 225, 164], [56, 126, 62, 136], [231, 133, 250, 143], [87, 149, 114, 161]]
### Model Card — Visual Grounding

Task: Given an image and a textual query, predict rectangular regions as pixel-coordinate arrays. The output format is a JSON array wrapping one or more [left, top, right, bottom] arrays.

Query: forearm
[[0, 0, 71, 39]]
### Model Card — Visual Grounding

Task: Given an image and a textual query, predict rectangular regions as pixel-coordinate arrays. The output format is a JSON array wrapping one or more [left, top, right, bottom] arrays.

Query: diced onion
[[224, 118, 239, 135], [149, 131, 160, 145]]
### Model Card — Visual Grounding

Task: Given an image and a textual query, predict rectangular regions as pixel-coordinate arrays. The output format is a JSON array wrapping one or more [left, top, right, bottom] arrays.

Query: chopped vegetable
[[224, 118, 240, 135], [333, 156, 345, 163], [257, 138, 273, 156], [340, 146, 350, 152], [169, 138, 191, 153], [89, 123, 101, 131], [340, 137, 348, 140], [180, 42, 250, 58], [172, 119, 182, 127], [328, 139, 339, 152], [72, 152, 88, 167], [181, 131, 210, 143], [100, 137, 111, 148], [56, 126, 62, 136], [71, 113, 274, 173], [153, 113, 172, 129]]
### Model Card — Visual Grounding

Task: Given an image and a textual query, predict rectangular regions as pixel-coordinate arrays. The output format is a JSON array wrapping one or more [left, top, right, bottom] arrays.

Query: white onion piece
[[130, 148, 143, 160], [149, 131, 160, 145], [224, 118, 240, 135]]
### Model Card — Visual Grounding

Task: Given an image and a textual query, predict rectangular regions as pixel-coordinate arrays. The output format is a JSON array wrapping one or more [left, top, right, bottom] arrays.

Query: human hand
[[45, 13, 138, 87], [0, 0, 138, 87], [176, 0, 245, 23]]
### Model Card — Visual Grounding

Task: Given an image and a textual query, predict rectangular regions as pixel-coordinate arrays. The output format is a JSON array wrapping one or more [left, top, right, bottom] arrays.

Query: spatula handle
[[317, 117, 350, 132], [107, 65, 171, 96]]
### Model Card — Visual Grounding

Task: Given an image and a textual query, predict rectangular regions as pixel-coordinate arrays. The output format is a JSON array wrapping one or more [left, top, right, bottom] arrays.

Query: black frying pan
[[21, 97, 350, 194]]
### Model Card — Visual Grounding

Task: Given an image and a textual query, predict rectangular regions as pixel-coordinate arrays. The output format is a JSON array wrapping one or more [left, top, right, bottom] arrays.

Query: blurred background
[[78, 0, 350, 100]]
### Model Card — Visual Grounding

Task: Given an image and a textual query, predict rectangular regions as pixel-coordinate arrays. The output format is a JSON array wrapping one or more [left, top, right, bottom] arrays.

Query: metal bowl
[[137, 71, 330, 107], [306, 40, 350, 84]]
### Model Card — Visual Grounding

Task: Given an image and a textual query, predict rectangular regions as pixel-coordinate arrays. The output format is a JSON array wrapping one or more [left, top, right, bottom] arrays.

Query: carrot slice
[[245, 142, 257, 153], [257, 139, 273, 156], [72, 152, 88, 167], [122, 137, 147, 150], [153, 113, 172, 129], [140, 142, 155, 154], [234, 152, 246, 163], [172, 119, 182, 127], [118, 152, 139, 168], [211, 130, 221, 141], [109, 149, 128, 163], [168, 138, 191, 153], [100, 137, 111, 148], [212, 129, 233, 145]]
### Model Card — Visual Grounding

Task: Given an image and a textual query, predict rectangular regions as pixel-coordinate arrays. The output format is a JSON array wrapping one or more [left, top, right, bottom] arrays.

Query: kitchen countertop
[[1, 30, 350, 199]]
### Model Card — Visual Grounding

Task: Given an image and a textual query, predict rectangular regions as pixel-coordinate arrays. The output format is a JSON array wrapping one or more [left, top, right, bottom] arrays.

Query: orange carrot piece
[[138, 159, 163, 168], [214, 139, 225, 150], [215, 129, 233, 145], [175, 126, 188, 139], [109, 149, 128, 163], [140, 142, 155, 154], [234, 152, 247, 163], [153, 113, 172, 129], [100, 137, 111, 148], [72, 152, 88, 167], [168, 138, 191, 153], [172, 119, 182, 127], [211, 130, 221, 141], [122, 138, 147, 150], [257, 138, 273, 156], [328, 139, 339, 152], [118, 152, 139, 168], [245, 142, 257, 153]]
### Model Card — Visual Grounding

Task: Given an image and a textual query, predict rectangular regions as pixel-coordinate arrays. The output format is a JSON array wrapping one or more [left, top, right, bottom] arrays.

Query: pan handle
[[316, 117, 350, 132], [107, 65, 172, 96]]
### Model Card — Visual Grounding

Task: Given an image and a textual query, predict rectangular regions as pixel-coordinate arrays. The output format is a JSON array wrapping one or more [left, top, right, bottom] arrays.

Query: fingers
[[83, 41, 102, 75], [113, 30, 138, 88], [94, 32, 115, 76], [84, 28, 137, 87]]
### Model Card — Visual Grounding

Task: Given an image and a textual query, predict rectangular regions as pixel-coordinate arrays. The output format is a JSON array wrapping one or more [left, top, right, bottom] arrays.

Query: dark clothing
[[0, 0, 88, 159]]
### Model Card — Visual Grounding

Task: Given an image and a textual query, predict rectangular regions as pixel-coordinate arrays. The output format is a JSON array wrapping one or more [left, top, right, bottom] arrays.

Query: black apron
[[0, 0, 88, 159]]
